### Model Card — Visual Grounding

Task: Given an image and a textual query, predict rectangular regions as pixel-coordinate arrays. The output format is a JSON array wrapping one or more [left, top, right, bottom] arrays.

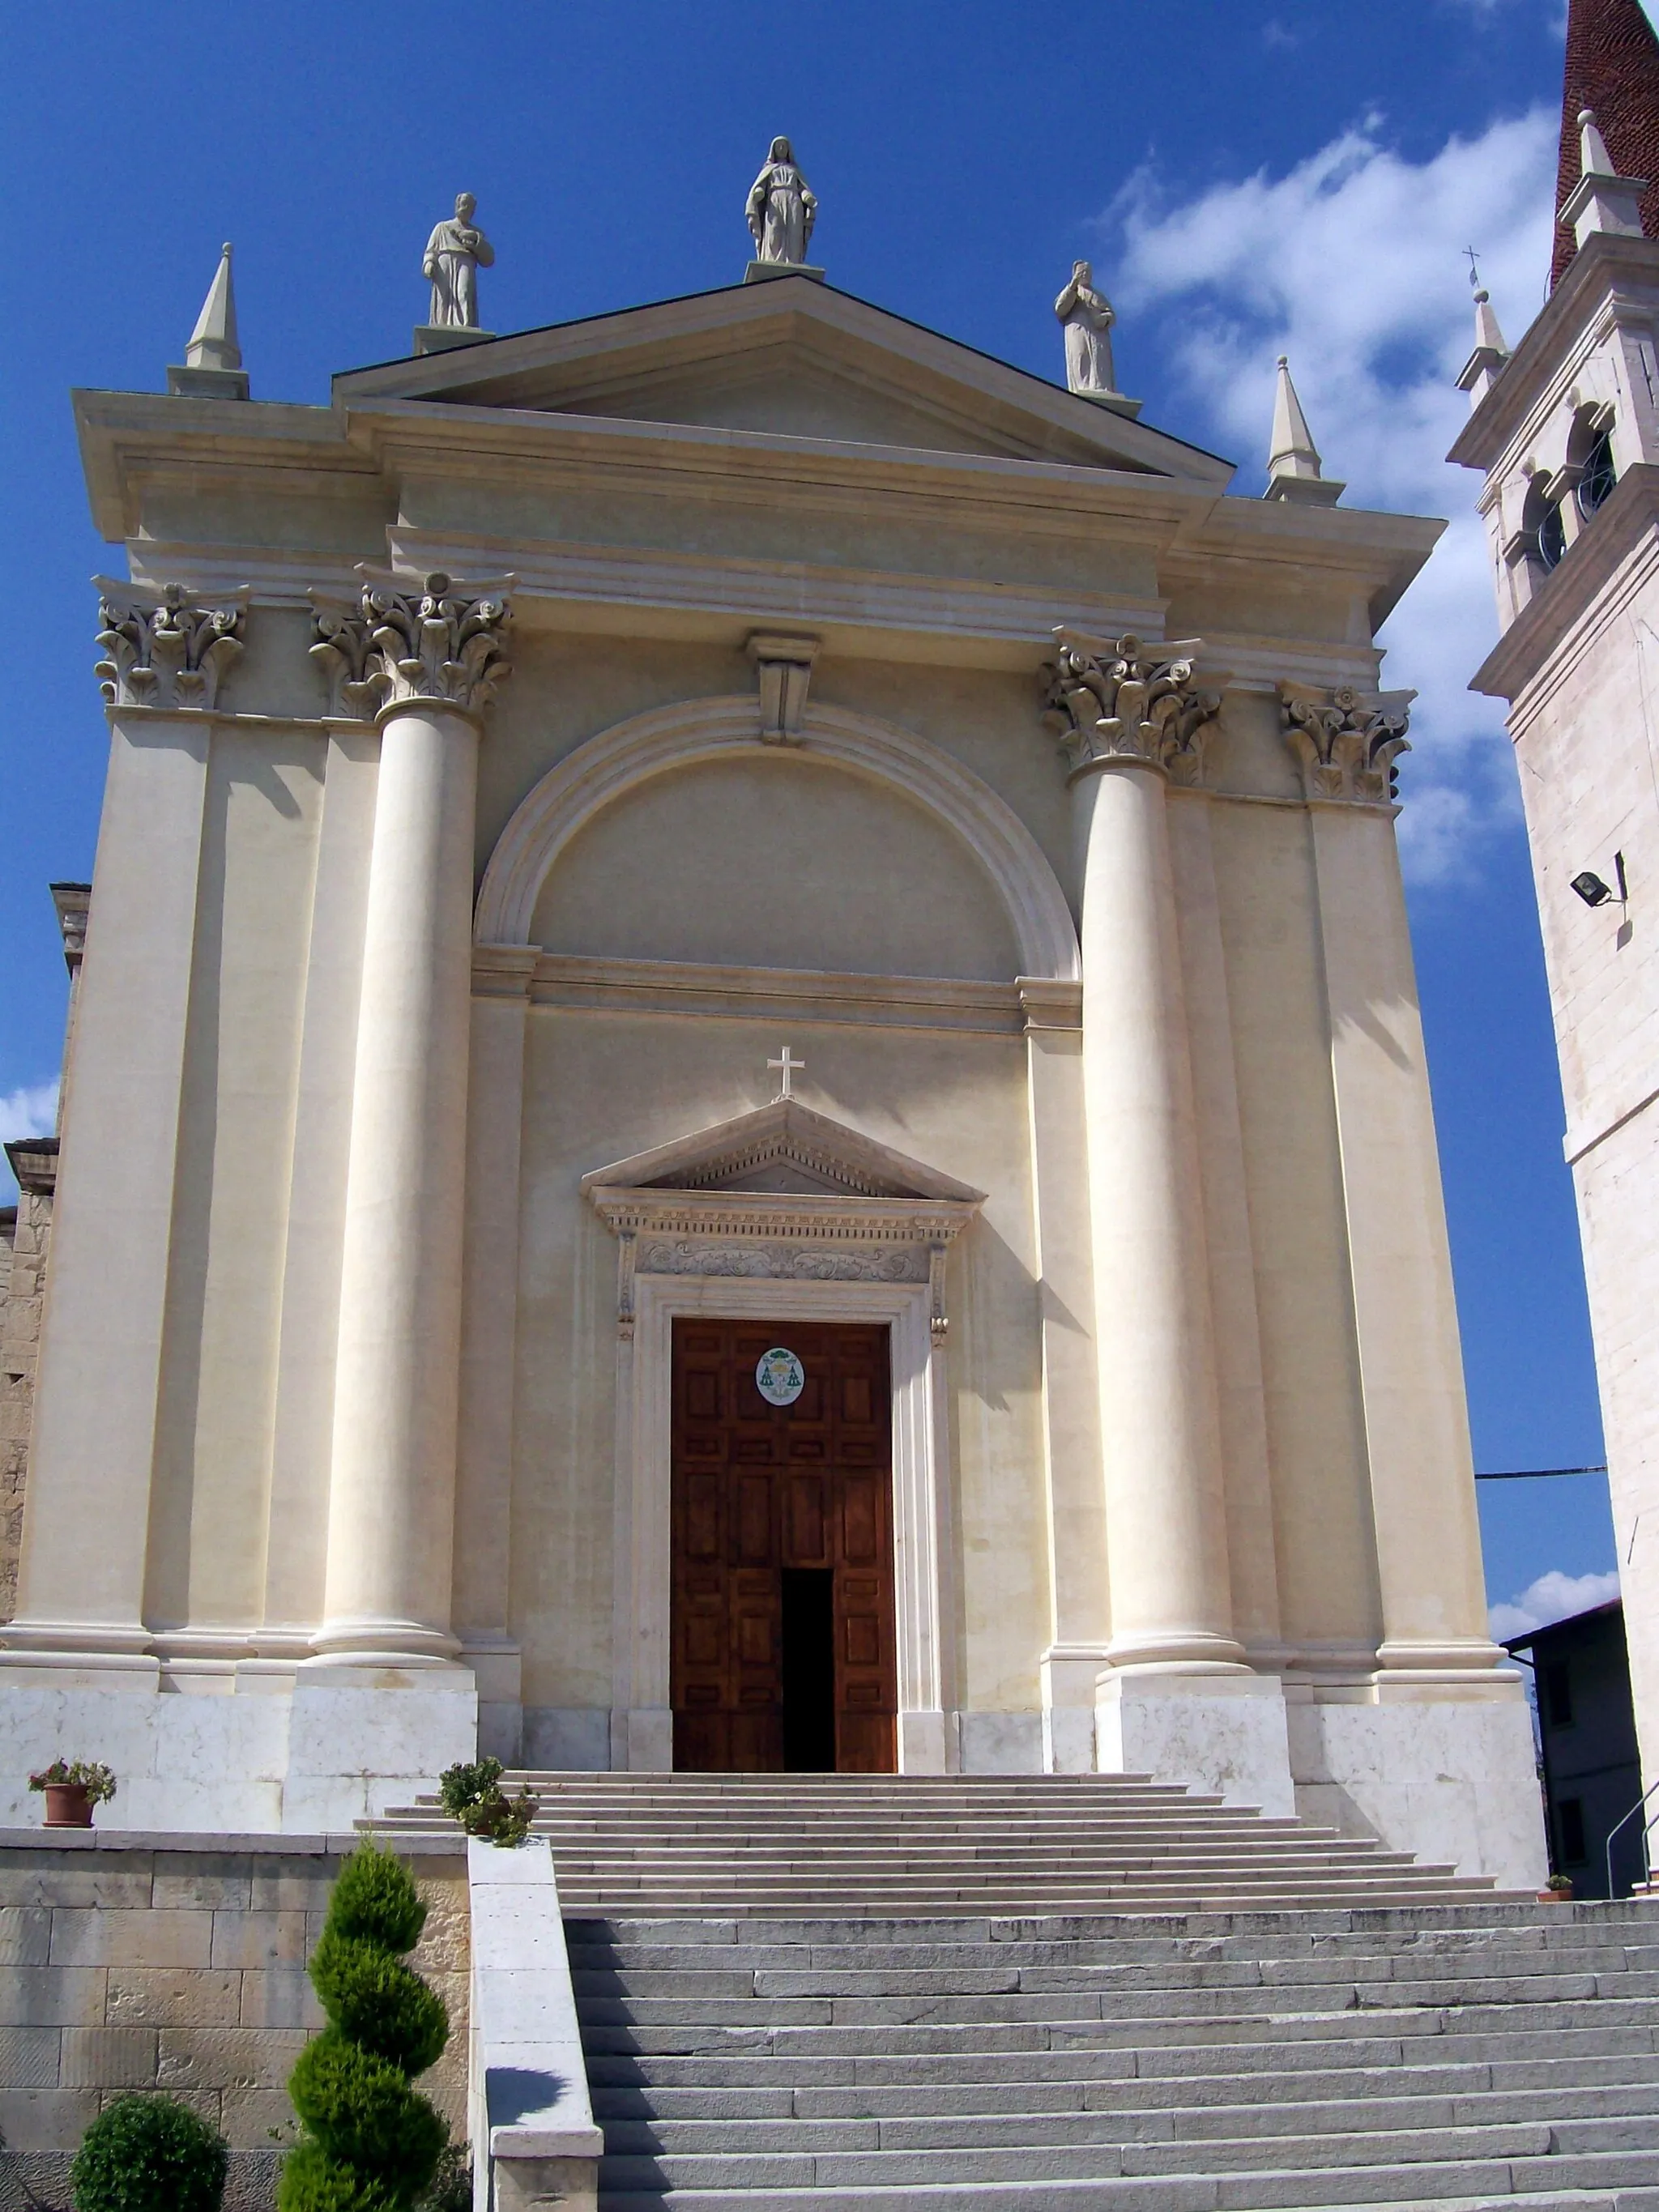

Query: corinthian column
[[309, 573, 512, 1666], [1043, 632, 1239, 1671]]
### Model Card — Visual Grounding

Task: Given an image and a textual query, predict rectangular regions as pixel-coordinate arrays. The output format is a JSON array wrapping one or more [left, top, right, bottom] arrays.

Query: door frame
[[611, 1276, 949, 1774]]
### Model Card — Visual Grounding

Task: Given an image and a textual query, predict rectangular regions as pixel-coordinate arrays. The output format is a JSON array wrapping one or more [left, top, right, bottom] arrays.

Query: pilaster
[[4, 585, 245, 1672], [1283, 685, 1497, 1676]]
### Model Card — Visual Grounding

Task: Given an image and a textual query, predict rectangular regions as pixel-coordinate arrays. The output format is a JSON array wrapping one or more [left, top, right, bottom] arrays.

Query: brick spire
[[1552, 0, 1659, 287]]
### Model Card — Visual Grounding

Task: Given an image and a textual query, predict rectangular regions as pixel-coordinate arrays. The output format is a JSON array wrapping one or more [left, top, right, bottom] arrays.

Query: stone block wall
[[0, 1833, 468, 2211]]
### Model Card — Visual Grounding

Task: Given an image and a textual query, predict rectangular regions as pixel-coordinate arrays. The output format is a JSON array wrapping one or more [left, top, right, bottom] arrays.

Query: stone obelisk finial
[[167, 244, 249, 401]]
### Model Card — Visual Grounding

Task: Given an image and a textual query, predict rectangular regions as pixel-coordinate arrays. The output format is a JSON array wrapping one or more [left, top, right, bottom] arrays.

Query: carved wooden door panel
[[671, 1319, 896, 1773]]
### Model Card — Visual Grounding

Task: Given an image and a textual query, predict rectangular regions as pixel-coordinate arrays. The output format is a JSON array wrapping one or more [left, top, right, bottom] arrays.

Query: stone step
[[597, 2084, 1659, 2154], [589, 2061, 1659, 2119], [594, 2182, 1659, 2212], [569, 1943, 1659, 1993], [592, 2122, 1659, 2189]]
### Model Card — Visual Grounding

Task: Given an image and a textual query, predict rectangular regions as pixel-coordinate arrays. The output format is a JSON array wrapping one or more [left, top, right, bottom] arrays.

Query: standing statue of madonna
[[747, 137, 818, 266]]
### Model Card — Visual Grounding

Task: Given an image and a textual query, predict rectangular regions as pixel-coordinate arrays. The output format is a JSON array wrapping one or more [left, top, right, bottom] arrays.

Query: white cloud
[[0, 1082, 58, 1147], [0, 1080, 58, 1205], [1490, 1566, 1621, 1641], [1106, 109, 1558, 881]]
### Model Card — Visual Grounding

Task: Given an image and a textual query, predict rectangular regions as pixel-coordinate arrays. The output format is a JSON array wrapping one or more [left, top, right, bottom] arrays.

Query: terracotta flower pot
[[43, 1783, 94, 1828], [1537, 1886, 1573, 1903]]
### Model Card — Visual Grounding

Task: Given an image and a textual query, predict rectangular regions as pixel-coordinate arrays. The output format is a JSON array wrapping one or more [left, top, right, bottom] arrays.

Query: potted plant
[[28, 1758, 117, 1829], [1538, 1872, 1575, 1903]]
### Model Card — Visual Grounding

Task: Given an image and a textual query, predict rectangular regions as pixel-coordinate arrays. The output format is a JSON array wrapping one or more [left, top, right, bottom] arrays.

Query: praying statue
[[1055, 260, 1118, 397], [423, 193, 494, 329], [747, 137, 817, 266]]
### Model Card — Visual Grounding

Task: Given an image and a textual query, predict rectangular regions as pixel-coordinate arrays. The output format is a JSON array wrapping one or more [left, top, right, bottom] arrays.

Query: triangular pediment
[[333, 279, 1232, 484], [581, 1098, 985, 1205]]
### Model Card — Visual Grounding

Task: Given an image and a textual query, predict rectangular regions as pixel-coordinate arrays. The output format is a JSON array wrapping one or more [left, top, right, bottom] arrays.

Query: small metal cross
[[768, 1045, 805, 1100], [1465, 245, 1482, 292]]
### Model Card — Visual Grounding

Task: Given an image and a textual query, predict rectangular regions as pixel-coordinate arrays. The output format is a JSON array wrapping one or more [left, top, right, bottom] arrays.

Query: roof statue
[[1263, 356, 1343, 505], [1054, 261, 1117, 397], [1552, 0, 1659, 288], [744, 137, 823, 283], [1051, 259, 1142, 420], [167, 243, 249, 402], [416, 193, 496, 355]]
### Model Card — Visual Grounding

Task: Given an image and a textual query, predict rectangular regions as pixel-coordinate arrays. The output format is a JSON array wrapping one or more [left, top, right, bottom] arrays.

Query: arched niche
[[474, 697, 1080, 983]]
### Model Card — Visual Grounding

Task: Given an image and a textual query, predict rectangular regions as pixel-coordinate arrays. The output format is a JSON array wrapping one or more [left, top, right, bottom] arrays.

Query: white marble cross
[[769, 1045, 805, 1099]]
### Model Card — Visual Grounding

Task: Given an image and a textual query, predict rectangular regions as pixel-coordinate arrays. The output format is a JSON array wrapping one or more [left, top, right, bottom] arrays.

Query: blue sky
[[0, 0, 1629, 1626]]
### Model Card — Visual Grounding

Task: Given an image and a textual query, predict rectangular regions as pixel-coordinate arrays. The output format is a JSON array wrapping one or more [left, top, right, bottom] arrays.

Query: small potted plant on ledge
[[1539, 1871, 1576, 1903], [29, 1758, 117, 1829]]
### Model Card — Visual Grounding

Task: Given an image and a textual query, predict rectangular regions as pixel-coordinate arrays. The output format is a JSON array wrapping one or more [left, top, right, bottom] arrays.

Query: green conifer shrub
[[70, 2093, 227, 2212], [279, 1840, 451, 2212]]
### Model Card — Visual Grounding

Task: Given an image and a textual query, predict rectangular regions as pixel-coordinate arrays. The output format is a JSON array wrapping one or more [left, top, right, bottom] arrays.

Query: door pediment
[[582, 1097, 984, 1207], [582, 1100, 985, 1338]]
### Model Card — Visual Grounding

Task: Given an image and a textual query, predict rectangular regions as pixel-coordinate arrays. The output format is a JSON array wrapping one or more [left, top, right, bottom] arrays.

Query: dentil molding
[[1040, 627, 1221, 784], [1279, 680, 1414, 804], [309, 568, 514, 721], [95, 581, 249, 712]]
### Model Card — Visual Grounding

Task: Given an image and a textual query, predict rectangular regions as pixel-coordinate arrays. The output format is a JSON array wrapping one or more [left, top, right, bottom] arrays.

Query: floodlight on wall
[[1570, 851, 1630, 909]]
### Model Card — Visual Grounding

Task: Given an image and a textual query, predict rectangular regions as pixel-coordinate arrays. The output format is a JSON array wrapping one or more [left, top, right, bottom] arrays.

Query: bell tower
[[1450, 0, 1659, 1810]]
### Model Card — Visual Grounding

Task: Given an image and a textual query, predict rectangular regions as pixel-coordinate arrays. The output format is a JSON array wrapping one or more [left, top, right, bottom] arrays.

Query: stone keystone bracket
[[1279, 680, 1413, 805], [747, 632, 819, 744], [1039, 627, 1220, 784], [94, 580, 249, 711], [309, 569, 515, 721]]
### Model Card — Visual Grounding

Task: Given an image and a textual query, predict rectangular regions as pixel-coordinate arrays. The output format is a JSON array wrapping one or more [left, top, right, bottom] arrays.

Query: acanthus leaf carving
[[1039, 629, 1219, 783], [94, 581, 249, 711], [1279, 681, 1413, 805], [309, 569, 514, 722]]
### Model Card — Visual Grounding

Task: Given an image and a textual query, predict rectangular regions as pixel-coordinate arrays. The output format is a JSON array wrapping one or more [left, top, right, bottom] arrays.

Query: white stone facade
[[1454, 221, 1659, 1835], [0, 279, 1542, 1882]]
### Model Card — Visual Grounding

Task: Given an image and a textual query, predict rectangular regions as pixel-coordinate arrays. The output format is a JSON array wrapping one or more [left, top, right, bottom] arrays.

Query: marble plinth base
[[744, 262, 825, 284], [1096, 1670, 1296, 1818], [0, 1664, 477, 1832], [412, 323, 497, 355], [1287, 1677, 1546, 1891]]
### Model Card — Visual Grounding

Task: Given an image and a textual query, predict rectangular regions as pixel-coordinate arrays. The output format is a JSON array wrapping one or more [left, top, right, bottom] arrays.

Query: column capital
[[94, 581, 248, 712], [1279, 680, 1413, 804], [1040, 629, 1219, 784], [309, 569, 514, 722]]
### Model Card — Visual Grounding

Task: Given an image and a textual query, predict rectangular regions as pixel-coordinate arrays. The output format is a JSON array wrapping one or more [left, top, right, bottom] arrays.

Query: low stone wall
[[0, 1829, 467, 2212]]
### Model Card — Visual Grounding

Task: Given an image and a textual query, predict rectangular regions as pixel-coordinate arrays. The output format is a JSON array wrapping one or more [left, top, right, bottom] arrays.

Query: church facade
[[0, 253, 1542, 1883]]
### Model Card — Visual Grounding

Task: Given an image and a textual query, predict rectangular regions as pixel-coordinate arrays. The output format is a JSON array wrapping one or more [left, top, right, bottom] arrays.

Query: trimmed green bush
[[438, 1757, 536, 1847], [70, 2093, 227, 2212], [279, 1841, 451, 2212]]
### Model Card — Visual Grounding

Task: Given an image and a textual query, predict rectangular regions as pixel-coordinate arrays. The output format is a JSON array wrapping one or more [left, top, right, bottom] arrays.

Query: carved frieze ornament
[[1040, 628, 1219, 784], [94, 581, 248, 711], [1278, 680, 1413, 804], [309, 570, 514, 722]]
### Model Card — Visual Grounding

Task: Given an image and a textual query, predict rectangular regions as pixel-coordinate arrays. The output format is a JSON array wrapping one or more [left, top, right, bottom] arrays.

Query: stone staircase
[[373, 1775, 1659, 2208], [376, 1770, 1511, 1916], [575, 1903, 1659, 2210]]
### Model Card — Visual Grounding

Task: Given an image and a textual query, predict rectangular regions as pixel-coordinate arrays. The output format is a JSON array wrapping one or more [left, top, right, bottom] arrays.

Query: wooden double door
[[671, 1319, 898, 1773]]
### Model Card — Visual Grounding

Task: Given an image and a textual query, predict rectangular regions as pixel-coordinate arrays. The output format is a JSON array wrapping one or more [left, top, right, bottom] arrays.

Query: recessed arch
[[475, 696, 1080, 982]]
